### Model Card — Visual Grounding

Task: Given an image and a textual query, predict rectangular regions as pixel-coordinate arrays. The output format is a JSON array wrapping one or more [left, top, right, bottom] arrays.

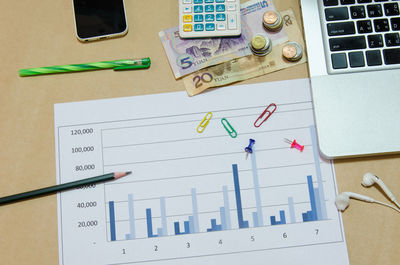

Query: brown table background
[[0, 0, 399, 264]]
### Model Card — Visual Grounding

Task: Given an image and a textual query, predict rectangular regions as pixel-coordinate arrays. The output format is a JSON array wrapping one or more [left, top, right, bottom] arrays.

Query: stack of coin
[[263, 10, 283, 32], [282, 41, 303, 62], [250, 34, 272, 57]]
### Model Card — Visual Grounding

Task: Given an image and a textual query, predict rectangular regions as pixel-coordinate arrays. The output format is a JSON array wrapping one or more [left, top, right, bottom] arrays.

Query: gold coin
[[251, 35, 266, 50], [282, 44, 297, 59], [263, 11, 278, 25]]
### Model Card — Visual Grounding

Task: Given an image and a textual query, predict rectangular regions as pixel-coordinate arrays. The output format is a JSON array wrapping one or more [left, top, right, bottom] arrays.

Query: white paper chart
[[55, 78, 349, 265]]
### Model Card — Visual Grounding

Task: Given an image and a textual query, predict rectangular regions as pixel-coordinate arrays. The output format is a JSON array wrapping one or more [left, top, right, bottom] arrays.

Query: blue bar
[[146, 208, 157, 238], [302, 212, 308, 222], [252, 212, 259, 227], [174, 221, 181, 235], [207, 218, 222, 232], [307, 175, 317, 221], [127, 194, 136, 239], [184, 221, 191, 234], [191, 188, 200, 233], [160, 197, 168, 236], [250, 149, 264, 227], [314, 188, 322, 220], [288, 197, 296, 223], [109, 201, 116, 241], [222, 186, 232, 229], [279, 210, 286, 225], [310, 126, 327, 219], [270, 215, 278, 225], [220, 207, 227, 230], [232, 164, 249, 228]]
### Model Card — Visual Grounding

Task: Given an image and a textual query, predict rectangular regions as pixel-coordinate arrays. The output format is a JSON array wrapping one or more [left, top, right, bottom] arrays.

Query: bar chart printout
[[55, 78, 350, 265]]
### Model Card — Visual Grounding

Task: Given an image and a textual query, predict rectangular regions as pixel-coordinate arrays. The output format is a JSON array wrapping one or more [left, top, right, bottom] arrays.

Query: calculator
[[179, 0, 241, 38]]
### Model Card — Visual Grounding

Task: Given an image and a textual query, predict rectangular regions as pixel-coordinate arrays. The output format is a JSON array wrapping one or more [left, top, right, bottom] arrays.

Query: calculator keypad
[[179, 0, 241, 38]]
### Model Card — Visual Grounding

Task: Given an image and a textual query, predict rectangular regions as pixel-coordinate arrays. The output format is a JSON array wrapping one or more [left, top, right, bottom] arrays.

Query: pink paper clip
[[284, 138, 304, 152], [254, 103, 277, 128]]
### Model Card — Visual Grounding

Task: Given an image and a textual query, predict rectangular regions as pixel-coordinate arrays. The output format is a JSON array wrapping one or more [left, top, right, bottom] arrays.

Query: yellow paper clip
[[221, 118, 237, 138], [197, 112, 213, 133], [254, 103, 277, 128]]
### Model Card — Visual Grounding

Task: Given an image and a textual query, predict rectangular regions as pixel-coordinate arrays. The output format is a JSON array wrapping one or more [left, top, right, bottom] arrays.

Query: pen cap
[[113, 57, 151, 70]]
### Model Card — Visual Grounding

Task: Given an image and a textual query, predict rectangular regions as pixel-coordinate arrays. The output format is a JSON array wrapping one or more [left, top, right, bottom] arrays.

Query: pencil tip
[[114, 171, 132, 179]]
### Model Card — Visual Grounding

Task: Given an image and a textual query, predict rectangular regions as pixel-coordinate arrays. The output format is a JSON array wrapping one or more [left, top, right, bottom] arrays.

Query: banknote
[[159, 0, 288, 79], [183, 9, 307, 96]]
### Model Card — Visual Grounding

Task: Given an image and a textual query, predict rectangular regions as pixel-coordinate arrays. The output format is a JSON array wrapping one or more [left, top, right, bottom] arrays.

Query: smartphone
[[73, 0, 128, 42]]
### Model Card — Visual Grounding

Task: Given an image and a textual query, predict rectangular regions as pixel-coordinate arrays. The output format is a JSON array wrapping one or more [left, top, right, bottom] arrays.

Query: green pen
[[18, 57, 151, 77]]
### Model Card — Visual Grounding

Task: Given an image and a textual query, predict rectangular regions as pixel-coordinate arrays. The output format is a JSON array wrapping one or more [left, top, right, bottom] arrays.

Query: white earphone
[[361, 172, 400, 209], [335, 173, 400, 214]]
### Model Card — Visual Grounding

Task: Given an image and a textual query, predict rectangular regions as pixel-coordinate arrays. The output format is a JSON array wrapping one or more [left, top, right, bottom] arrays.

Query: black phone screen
[[73, 0, 127, 40]]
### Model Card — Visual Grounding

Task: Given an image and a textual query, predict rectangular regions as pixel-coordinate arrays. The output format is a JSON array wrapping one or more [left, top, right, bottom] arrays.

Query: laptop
[[300, 0, 400, 158]]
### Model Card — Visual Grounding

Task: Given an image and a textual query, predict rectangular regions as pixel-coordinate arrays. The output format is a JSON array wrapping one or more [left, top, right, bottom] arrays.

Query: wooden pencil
[[0, 171, 131, 206]]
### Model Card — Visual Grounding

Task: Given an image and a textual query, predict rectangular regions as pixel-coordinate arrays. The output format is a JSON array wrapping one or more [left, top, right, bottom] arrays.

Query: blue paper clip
[[254, 103, 277, 128], [221, 118, 237, 138], [197, 112, 212, 133]]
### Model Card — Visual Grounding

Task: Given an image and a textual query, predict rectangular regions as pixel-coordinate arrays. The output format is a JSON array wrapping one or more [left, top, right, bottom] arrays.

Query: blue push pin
[[245, 139, 255, 159]]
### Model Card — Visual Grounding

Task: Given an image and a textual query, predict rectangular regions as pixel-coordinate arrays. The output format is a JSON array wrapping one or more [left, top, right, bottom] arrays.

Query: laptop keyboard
[[321, 0, 400, 73]]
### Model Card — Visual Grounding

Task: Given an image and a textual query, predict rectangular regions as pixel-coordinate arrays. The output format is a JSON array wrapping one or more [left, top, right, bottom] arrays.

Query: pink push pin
[[284, 138, 304, 152]]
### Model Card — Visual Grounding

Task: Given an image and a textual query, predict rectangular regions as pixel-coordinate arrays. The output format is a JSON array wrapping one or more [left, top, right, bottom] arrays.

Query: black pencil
[[0, 171, 131, 206]]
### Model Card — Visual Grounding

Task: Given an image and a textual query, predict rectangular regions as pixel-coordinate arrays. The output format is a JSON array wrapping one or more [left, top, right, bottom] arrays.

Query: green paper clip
[[221, 118, 237, 138]]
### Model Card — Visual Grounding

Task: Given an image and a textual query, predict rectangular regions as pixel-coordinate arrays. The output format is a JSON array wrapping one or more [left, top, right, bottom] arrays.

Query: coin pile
[[282, 42, 303, 62], [250, 34, 272, 57], [263, 11, 283, 32]]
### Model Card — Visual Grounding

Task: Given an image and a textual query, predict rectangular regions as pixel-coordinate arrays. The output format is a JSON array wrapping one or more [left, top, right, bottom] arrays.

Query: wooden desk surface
[[0, 0, 399, 264]]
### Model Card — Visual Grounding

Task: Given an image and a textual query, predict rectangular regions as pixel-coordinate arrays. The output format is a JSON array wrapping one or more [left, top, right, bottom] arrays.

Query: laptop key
[[383, 48, 400, 64], [392, 17, 400, 31], [357, 20, 373, 33], [325, 7, 349, 21], [367, 4, 383, 17], [385, 33, 400, 46], [374, 18, 390, 32], [366, 50, 383, 66], [350, 5, 366, 18], [324, 0, 339, 6], [327, 22, 355, 36], [384, 3, 399, 16], [368, 34, 384, 48], [331, 53, 348, 69], [340, 0, 355, 4], [357, 0, 372, 3], [329, 36, 366, 51], [349, 51, 365, 67]]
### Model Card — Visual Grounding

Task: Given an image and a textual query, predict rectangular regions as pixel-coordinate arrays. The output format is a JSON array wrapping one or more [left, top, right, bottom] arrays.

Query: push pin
[[245, 139, 256, 159], [284, 138, 304, 152]]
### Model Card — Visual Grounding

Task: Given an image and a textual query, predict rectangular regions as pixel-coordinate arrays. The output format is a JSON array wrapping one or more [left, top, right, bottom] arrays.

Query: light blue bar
[[314, 188, 322, 221], [127, 194, 136, 239], [160, 197, 168, 236], [252, 212, 259, 227], [250, 149, 264, 227], [220, 207, 226, 230], [191, 188, 200, 233], [125, 234, 131, 240], [157, 228, 164, 237], [288, 197, 296, 223], [189, 216, 195, 234], [310, 126, 327, 219], [222, 186, 232, 229]]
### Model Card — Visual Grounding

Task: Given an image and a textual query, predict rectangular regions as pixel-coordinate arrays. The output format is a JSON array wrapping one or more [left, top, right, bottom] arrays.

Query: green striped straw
[[19, 57, 151, 77]]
